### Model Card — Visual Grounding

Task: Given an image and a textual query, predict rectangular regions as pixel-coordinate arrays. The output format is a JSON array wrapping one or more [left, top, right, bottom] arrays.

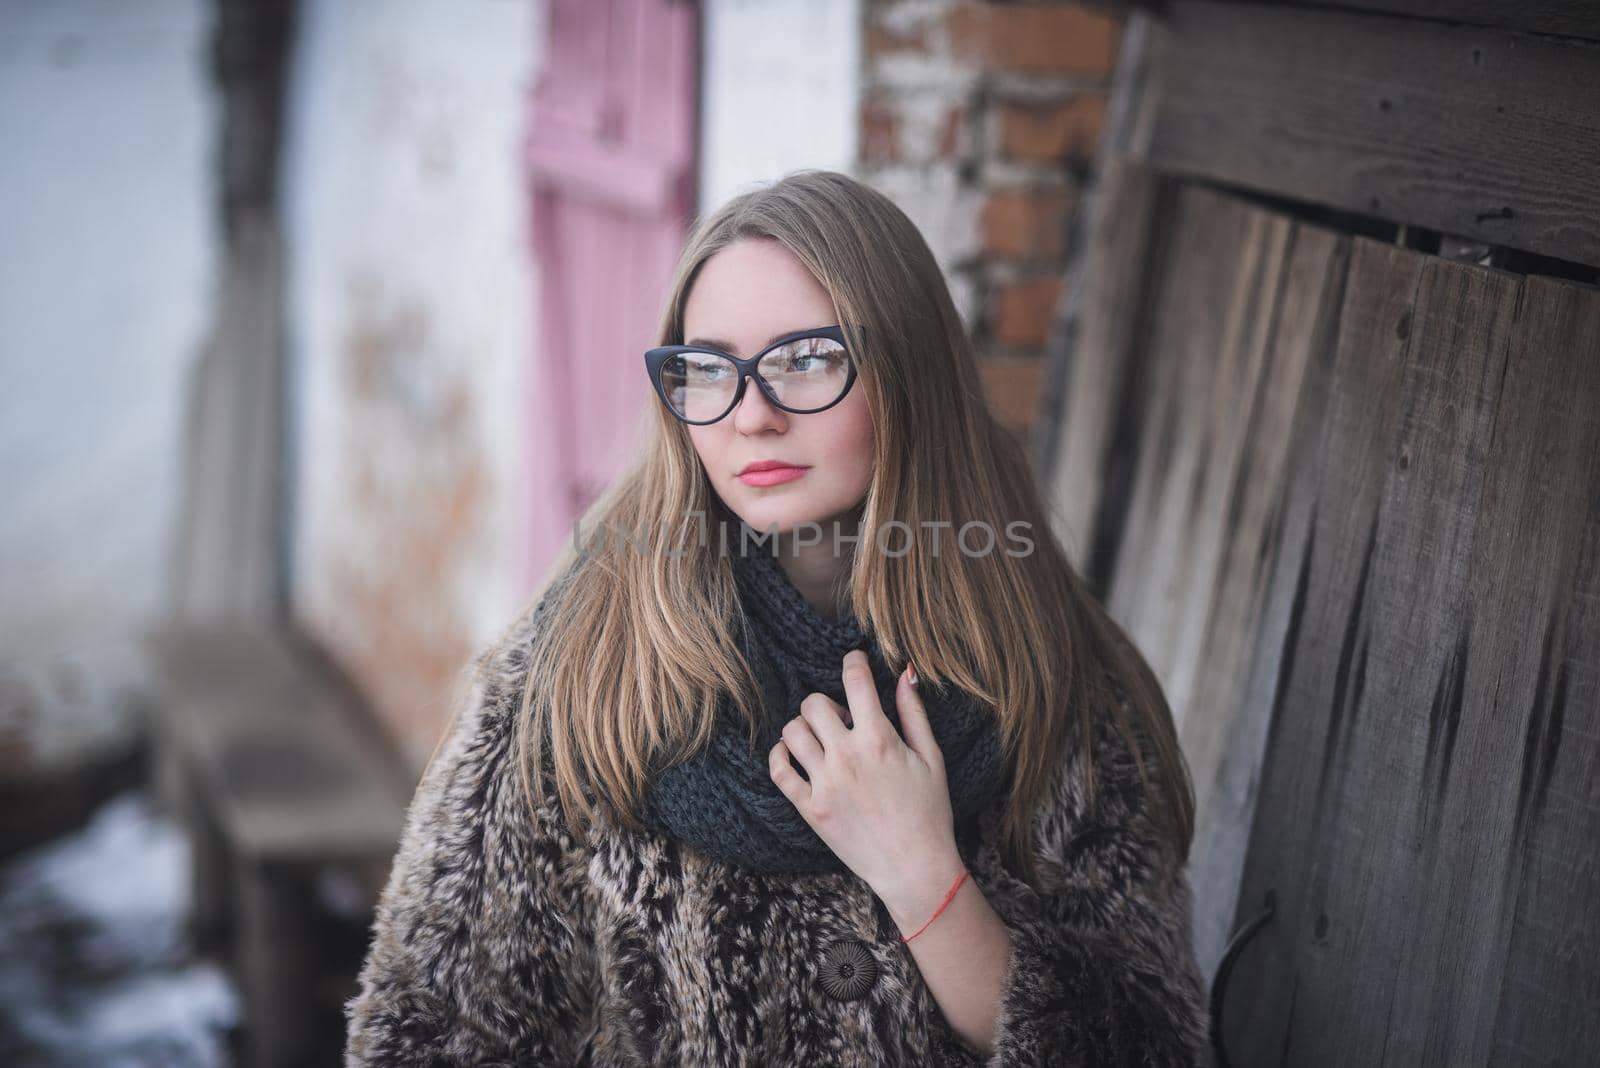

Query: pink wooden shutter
[[521, 0, 699, 588]]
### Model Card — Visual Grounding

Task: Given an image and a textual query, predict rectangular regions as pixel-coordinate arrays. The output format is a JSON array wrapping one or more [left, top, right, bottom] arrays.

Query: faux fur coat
[[344, 597, 1213, 1066]]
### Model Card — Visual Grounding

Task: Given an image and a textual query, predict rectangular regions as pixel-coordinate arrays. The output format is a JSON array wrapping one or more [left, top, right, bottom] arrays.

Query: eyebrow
[[683, 326, 832, 356]]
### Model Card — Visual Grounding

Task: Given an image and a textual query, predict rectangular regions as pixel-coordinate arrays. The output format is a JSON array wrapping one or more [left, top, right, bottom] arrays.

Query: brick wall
[[857, 0, 1120, 452]]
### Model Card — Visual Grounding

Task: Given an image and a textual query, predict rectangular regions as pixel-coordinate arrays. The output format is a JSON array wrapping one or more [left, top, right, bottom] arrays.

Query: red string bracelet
[[899, 868, 969, 943]]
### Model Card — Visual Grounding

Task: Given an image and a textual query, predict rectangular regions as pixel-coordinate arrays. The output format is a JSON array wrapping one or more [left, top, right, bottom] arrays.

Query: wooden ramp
[[143, 623, 410, 1068]]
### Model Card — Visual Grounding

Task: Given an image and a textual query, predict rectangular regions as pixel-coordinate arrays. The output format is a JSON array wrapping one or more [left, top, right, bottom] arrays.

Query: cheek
[[686, 426, 722, 473], [819, 399, 876, 484]]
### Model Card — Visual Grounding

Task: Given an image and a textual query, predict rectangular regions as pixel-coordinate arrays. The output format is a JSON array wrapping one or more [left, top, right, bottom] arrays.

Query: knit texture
[[640, 544, 1009, 873]]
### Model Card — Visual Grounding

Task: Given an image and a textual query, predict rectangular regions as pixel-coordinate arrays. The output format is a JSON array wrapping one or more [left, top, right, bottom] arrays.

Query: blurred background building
[[2, 1, 1121, 1062]]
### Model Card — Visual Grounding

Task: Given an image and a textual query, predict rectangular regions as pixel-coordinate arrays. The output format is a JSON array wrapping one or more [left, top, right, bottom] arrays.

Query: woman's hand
[[768, 649, 965, 917]]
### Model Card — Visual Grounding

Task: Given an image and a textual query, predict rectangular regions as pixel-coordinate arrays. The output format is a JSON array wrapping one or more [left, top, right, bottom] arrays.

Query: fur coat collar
[[344, 585, 1212, 1066]]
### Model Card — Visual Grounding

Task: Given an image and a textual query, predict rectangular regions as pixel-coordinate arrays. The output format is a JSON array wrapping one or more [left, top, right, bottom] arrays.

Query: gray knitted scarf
[[641, 544, 1009, 874]]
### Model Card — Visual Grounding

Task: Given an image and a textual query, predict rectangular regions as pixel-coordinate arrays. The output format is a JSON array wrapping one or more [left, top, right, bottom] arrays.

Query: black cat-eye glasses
[[644, 325, 859, 425]]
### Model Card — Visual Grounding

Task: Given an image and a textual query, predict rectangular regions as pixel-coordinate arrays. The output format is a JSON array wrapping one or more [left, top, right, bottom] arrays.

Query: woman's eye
[[688, 358, 730, 379], [782, 343, 840, 373]]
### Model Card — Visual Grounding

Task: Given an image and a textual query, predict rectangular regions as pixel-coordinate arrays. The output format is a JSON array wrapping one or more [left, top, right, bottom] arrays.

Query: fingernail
[[907, 660, 919, 687]]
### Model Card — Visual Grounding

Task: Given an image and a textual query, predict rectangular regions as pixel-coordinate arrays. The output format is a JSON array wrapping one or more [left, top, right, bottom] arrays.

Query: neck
[[773, 511, 861, 622]]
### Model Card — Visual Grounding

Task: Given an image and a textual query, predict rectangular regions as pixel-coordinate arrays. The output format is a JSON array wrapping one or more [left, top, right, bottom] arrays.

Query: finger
[[896, 660, 944, 769], [839, 649, 888, 735], [781, 711, 827, 773], [799, 690, 852, 749], [769, 739, 812, 807]]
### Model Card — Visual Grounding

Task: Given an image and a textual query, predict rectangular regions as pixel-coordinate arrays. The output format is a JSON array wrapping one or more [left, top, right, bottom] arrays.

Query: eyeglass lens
[[661, 335, 850, 422]]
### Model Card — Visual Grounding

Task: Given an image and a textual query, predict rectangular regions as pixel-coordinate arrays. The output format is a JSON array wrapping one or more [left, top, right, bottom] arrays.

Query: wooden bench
[[143, 622, 411, 1068]]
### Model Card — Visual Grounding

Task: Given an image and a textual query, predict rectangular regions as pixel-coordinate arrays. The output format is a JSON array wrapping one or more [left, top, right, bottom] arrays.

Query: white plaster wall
[[0, 0, 217, 661], [282, 0, 542, 764], [698, 0, 861, 216]]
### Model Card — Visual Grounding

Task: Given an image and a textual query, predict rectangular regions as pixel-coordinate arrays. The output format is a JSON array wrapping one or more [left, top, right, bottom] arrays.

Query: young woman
[[344, 170, 1210, 1066]]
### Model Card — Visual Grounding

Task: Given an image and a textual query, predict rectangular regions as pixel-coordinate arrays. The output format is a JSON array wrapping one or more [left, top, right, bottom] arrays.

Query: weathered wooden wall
[[1226, 201, 1600, 1068], [1127, 0, 1600, 268], [1040, 0, 1600, 1062]]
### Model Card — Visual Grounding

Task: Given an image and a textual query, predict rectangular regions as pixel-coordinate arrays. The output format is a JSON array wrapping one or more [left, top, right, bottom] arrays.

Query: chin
[[731, 495, 872, 546], [728, 500, 808, 538]]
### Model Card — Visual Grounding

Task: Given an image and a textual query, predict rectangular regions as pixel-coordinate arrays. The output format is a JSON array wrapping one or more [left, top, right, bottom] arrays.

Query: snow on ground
[[0, 789, 240, 1066]]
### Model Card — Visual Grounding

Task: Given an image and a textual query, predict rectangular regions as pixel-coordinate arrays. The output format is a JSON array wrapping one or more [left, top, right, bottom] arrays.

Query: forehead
[[682, 239, 838, 352]]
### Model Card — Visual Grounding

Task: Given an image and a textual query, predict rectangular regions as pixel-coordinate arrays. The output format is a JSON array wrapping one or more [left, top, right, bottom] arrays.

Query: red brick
[[979, 357, 1046, 432], [860, 95, 902, 164], [982, 188, 1076, 259], [946, 3, 1121, 76], [998, 93, 1108, 163], [865, 20, 933, 62], [937, 102, 968, 159], [993, 275, 1064, 347]]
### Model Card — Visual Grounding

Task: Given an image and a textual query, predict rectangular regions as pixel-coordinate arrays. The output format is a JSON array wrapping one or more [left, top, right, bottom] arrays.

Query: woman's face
[[679, 238, 876, 539]]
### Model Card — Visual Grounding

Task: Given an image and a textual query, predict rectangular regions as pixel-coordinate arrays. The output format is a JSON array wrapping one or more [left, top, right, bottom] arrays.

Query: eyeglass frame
[[644, 324, 860, 426]]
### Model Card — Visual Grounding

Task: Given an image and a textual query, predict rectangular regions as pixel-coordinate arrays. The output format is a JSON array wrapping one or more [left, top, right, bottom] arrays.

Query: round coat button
[[817, 938, 878, 1002]]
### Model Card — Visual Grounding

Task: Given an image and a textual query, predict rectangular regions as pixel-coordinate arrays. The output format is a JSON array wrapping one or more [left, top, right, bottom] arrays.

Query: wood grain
[[1043, 155, 1175, 592], [1135, 0, 1600, 268], [1045, 159, 1600, 1058], [1224, 245, 1600, 1064], [1282, 0, 1600, 41], [1047, 165, 1361, 974], [1079, 1, 1600, 43]]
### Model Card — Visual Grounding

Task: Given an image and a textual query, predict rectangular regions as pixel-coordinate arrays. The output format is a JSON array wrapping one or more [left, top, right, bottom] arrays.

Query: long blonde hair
[[502, 169, 1193, 889]]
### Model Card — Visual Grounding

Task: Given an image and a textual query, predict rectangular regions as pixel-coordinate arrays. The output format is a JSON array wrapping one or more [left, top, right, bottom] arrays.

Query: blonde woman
[[345, 170, 1210, 1066]]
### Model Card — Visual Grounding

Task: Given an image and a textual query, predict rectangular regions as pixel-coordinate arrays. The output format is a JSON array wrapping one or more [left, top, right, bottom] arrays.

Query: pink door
[[521, 0, 699, 588]]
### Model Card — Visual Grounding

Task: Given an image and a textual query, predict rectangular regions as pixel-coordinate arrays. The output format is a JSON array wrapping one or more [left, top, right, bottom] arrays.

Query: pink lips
[[737, 461, 809, 487]]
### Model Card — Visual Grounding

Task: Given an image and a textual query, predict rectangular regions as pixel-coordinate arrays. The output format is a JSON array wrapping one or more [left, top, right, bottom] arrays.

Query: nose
[[730, 374, 787, 433]]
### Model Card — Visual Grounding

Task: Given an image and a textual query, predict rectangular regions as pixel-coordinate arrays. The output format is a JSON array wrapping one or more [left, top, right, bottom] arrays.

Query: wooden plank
[[1104, 184, 1279, 694], [1134, 0, 1600, 268], [1221, 244, 1600, 1063], [1224, 239, 1496, 1063], [1043, 156, 1175, 590], [1061, 178, 1357, 973], [1307, 249, 1522, 1068], [1468, 277, 1600, 1063], [1082, 0, 1600, 37], [1283, 1, 1600, 41], [1177, 213, 1352, 977], [144, 625, 408, 862]]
